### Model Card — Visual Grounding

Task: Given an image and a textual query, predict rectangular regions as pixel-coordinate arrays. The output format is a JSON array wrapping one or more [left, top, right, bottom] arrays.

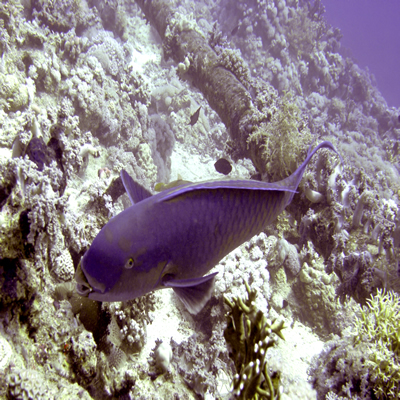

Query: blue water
[[323, 0, 400, 108]]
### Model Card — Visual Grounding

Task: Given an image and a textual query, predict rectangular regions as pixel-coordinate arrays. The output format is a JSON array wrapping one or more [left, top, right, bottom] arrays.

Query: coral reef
[[105, 294, 156, 352], [69, 331, 98, 385], [0, 0, 399, 398], [310, 290, 400, 400], [171, 334, 220, 397]]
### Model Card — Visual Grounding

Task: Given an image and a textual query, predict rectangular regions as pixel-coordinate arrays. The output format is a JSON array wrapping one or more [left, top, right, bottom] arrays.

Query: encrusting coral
[[224, 280, 285, 400]]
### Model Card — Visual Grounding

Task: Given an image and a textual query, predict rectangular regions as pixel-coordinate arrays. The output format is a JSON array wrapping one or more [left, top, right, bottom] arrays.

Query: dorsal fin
[[121, 169, 152, 205]]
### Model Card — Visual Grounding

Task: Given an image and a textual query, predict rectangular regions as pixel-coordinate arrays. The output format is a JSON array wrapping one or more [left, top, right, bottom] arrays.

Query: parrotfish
[[76, 141, 341, 313]]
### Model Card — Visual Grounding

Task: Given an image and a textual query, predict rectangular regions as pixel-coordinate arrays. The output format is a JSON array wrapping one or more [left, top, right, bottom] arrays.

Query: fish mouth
[[75, 262, 93, 297]]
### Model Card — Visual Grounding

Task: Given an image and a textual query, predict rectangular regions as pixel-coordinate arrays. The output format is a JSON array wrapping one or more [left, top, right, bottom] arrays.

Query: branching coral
[[311, 289, 400, 400], [352, 289, 400, 399], [224, 280, 285, 400]]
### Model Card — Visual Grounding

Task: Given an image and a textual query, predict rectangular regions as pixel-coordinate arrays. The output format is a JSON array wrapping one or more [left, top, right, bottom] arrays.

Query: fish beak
[[75, 262, 93, 297]]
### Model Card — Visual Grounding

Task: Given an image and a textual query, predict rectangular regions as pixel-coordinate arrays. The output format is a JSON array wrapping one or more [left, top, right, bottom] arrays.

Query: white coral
[[0, 334, 12, 371]]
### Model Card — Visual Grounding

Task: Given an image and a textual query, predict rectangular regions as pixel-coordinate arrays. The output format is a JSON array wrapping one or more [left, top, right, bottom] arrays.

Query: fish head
[[76, 206, 167, 302]]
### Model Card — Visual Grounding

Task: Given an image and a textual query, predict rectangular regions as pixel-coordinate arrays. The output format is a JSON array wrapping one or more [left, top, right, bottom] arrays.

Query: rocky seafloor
[[0, 0, 400, 399]]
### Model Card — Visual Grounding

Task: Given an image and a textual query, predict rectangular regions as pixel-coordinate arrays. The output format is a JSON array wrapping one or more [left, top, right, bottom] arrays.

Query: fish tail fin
[[283, 141, 343, 204]]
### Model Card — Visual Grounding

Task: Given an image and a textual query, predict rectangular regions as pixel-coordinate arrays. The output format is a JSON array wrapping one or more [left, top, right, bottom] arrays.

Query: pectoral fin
[[163, 272, 218, 314]]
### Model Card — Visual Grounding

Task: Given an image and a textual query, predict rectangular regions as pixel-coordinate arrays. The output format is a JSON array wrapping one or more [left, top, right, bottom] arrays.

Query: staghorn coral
[[224, 280, 285, 400]]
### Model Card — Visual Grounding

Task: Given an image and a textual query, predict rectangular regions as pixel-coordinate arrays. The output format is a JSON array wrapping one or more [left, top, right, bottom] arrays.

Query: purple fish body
[[76, 141, 341, 313]]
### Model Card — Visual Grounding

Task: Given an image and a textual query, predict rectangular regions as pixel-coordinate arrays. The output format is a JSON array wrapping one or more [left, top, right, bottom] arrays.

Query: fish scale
[[167, 189, 275, 273], [76, 141, 342, 314]]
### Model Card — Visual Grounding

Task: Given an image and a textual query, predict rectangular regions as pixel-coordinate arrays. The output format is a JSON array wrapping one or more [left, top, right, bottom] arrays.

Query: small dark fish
[[231, 25, 239, 36], [398, 115, 400, 123], [189, 106, 201, 126], [394, 141, 399, 154], [214, 158, 232, 175]]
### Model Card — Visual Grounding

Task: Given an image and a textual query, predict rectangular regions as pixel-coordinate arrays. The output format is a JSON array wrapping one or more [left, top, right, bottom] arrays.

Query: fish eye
[[124, 258, 134, 269]]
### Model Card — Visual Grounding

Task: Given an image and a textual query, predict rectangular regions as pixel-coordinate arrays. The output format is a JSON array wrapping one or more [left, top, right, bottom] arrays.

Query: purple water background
[[322, 0, 400, 107]]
